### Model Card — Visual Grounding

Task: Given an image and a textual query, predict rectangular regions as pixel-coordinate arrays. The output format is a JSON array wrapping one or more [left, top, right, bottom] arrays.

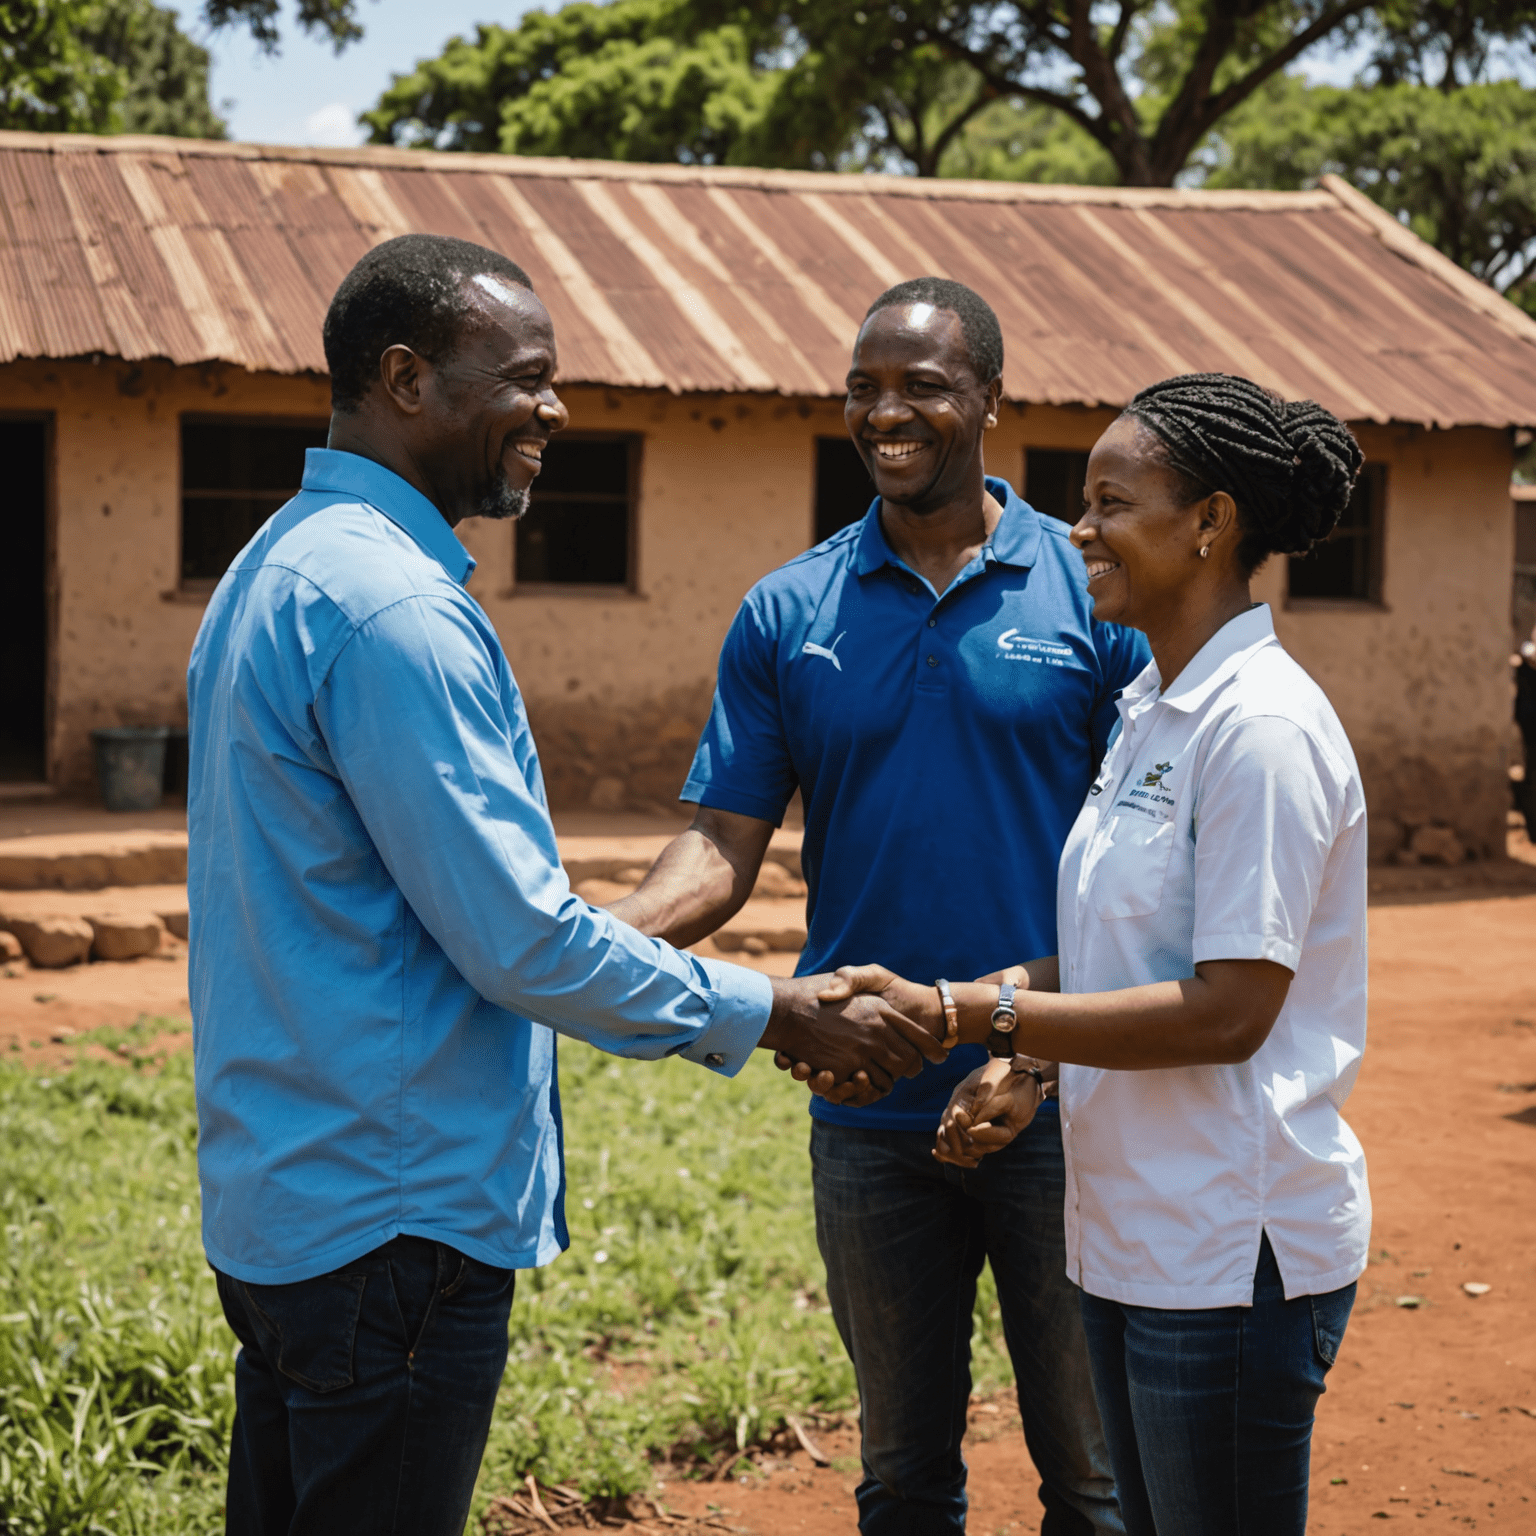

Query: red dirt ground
[[4, 890, 1534, 1534]]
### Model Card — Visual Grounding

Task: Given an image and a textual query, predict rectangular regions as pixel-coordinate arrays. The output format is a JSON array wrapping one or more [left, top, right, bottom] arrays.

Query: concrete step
[[0, 825, 804, 893], [0, 831, 189, 891]]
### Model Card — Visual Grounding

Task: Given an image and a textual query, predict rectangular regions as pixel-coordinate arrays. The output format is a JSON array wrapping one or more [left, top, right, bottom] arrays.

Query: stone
[[5, 915, 93, 968], [1407, 823, 1465, 867], [588, 776, 627, 812], [741, 936, 770, 955], [753, 862, 807, 899], [86, 911, 165, 961], [0, 931, 22, 962], [158, 908, 189, 940]]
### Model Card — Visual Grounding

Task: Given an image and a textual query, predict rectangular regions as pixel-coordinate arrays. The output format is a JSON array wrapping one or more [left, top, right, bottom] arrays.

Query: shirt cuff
[[680, 781, 791, 826], [677, 958, 774, 1077], [1192, 932, 1302, 972]]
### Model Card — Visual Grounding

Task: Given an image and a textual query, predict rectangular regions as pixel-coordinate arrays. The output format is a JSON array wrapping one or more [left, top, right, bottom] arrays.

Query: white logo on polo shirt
[[998, 629, 1074, 666], [801, 632, 847, 671]]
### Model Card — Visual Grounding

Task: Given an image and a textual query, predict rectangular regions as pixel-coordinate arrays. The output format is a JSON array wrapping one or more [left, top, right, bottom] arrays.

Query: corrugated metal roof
[[2, 131, 1535, 428]]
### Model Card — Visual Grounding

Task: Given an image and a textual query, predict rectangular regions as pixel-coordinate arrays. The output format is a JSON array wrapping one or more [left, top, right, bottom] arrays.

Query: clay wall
[[1253, 423, 1516, 862], [3, 364, 1516, 860]]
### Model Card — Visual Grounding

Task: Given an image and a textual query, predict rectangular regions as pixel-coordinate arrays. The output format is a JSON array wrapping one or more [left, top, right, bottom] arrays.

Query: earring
[[1199, 545, 1210, 559]]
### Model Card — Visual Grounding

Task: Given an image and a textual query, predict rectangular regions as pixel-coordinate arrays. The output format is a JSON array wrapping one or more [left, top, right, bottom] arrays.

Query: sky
[[162, 0, 543, 147]]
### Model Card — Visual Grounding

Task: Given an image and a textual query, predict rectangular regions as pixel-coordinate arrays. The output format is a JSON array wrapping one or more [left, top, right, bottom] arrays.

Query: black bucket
[[92, 727, 169, 813]]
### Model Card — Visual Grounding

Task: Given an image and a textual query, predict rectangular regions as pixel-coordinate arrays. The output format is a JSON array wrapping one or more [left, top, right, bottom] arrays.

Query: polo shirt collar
[[301, 448, 476, 586], [1159, 604, 1278, 714], [853, 476, 1044, 576]]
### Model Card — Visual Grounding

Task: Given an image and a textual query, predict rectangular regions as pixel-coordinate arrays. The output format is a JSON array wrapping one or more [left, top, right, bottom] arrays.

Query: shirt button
[[927, 618, 936, 627], [926, 655, 938, 668], [704, 1052, 725, 1068]]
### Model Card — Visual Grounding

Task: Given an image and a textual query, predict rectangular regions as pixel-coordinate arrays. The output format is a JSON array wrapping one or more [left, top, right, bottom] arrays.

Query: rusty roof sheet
[[2, 131, 1535, 428]]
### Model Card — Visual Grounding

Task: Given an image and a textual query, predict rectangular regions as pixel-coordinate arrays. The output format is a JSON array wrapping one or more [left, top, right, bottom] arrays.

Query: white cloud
[[302, 102, 365, 148]]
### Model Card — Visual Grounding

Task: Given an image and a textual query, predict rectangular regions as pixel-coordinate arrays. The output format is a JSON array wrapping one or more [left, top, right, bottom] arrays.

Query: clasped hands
[[769, 964, 1055, 1168]]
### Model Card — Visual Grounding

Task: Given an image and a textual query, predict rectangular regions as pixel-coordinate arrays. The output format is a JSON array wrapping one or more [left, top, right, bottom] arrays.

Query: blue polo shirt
[[683, 477, 1150, 1131]]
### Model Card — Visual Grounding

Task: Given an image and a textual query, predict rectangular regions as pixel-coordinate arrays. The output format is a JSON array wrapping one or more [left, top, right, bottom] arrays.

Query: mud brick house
[[2, 131, 1535, 862]]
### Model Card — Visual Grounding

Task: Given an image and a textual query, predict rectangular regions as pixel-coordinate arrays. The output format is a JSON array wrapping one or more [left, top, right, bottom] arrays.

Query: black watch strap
[[987, 980, 1018, 1059]]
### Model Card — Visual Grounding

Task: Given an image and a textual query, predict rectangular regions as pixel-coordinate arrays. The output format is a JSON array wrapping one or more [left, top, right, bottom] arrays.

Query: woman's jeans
[[1078, 1234, 1355, 1536], [214, 1235, 515, 1536], [811, 1114, 1122, 1535]]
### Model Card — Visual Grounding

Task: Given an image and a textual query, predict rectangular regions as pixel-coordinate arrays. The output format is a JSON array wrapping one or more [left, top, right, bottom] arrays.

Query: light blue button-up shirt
[[187, 449, 772, 1286]]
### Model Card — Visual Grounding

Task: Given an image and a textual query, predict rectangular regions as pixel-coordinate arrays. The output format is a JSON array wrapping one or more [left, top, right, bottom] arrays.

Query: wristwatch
[[987, 981, 1018, 1059]]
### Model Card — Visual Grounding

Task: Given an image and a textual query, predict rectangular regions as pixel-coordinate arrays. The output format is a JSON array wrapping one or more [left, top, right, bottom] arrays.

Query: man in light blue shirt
[[187, 234, 939, 1536]]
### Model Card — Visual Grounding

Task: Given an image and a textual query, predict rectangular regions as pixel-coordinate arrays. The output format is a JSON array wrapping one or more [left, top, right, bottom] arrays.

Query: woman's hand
[[772, 965, 944, 1105], [932, 1057, 1045, 1168]]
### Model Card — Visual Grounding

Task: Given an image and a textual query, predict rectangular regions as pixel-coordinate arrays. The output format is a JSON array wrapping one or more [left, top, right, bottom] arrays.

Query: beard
[[474, 467, 530, 522]]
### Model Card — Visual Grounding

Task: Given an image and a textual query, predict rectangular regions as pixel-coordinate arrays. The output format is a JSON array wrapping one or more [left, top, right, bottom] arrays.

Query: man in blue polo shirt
[[613, 279, 1148, 1534]]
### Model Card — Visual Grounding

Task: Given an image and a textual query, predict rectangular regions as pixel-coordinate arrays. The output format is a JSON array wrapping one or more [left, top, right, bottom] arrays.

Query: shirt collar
[[1158, 604, 1279, 714], [854, 476, 1045, 576], [300, 448, 476, 586]]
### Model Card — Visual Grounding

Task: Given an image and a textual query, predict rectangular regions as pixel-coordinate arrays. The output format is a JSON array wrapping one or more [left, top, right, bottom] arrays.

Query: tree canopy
[[0, 0, 370, 138], [365, 0, 1536, 184]]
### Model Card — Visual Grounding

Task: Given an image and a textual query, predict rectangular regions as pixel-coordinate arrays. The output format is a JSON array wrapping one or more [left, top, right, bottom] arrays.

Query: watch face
[[989, 1013, 1017, 1032]]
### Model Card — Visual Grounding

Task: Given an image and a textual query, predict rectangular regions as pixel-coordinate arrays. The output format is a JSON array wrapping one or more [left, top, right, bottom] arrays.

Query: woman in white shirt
[[812, 373, 1370, 1535]]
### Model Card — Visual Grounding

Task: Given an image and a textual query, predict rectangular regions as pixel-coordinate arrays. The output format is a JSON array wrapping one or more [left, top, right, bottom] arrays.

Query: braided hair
[[1122, 373, 1363, 574]]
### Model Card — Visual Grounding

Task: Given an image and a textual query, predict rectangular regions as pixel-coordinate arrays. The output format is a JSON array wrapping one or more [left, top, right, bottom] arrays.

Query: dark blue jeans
[[1078, 1235, 1355, 1536], [215, 1235, 515, 1536], [811, 1114, 1122, 1536]]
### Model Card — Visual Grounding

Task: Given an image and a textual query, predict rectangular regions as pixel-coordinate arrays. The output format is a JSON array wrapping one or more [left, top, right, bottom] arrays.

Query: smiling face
[[1072, 414, 1230, 630], [844, 304, 999, 514], [411, 276, 569, 524]]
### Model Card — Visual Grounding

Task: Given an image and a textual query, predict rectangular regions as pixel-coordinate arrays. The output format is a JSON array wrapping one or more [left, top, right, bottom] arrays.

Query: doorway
[[0, 419, 48, 782]]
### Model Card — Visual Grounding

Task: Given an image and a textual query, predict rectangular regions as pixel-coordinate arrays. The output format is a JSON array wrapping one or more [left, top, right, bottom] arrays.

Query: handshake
[[761, 963, 1057, 1168]]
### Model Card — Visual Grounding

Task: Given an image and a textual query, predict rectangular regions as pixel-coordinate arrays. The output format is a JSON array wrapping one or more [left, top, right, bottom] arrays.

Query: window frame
[[177, 413, 329, 597], [509, 430, 641, 597], [1284, 460, 1388, 610], [1022, 446, 1092, 527]]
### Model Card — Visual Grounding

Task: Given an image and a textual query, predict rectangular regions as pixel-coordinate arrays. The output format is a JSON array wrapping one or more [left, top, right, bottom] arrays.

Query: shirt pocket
[[1090, 811, 1178, 919]]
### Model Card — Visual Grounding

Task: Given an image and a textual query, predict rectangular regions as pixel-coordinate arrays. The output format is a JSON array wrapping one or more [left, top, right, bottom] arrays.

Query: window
[[814, 437, 875, 544], [181, 419, 328, 586], [1287, 462, 1386, 603], [1024, 448, 1089, 525], [515, 434, 635, 587]]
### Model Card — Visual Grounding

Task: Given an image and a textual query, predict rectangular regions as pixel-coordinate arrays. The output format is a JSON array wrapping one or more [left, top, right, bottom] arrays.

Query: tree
[[1206, 74, 1536, 311], [0, 0, 124, 132], [202, 0, 368, 54], [367, 0, 1436, 186], [1, 0, 368, 140], [85, 0, 227, 138]]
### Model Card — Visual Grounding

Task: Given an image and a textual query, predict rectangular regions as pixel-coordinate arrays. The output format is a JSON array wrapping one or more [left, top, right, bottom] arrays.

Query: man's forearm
[[606, 809, 774, 946]]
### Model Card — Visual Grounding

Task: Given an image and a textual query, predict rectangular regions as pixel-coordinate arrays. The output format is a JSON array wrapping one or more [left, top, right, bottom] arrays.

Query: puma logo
[[801, 632, 847, 671]]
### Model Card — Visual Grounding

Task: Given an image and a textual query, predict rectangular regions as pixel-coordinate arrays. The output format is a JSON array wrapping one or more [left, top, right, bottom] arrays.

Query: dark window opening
[[1287, 462, 1386, 603], [814, 437, 875, 545], [181, 419, 328, 585], [0, 419, 48, 782], [1024, 449, 1089, 525], [516, 435, 634, 587]]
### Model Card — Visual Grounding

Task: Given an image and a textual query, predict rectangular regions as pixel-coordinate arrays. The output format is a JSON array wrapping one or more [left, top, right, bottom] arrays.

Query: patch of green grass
[[0, 1024, 1013, 1531]]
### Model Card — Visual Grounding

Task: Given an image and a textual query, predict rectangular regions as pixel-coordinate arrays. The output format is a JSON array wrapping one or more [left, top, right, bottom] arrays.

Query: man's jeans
[[214, 1235, 515, 1536], [811, 1115, 1122, 1536], [1078, 1234, 1356, 1536]]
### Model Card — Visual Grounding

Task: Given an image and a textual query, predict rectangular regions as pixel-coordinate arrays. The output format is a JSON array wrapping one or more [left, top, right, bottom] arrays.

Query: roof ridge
[[0, 129, 1337, 210], [1319, 174, 1536, 349]]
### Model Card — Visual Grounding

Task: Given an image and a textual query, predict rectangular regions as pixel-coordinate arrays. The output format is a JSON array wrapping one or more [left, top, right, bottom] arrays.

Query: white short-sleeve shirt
[[1057, 605, 1370, 1309]]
